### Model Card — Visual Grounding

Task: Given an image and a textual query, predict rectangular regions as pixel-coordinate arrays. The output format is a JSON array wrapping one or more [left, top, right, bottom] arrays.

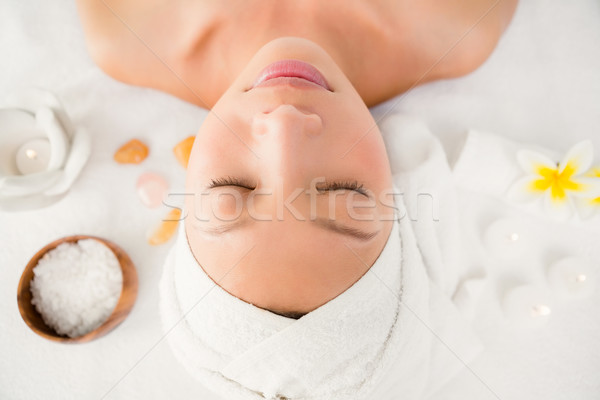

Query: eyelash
[[208, 176, 255, 190], [208, 177, 368, 196], [316, 180, 368, 196]]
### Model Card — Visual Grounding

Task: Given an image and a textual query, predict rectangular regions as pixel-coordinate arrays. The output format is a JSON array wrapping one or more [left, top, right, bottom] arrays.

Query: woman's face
[[185, 37, 395, 318]]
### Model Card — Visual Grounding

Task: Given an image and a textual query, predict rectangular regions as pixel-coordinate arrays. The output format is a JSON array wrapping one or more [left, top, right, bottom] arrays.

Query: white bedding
[[1, 1, 599, 399]]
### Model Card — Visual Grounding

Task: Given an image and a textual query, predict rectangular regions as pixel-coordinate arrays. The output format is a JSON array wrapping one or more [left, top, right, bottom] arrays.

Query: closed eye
[[208, 176, 255, 190], [207, 177, 369, 197], [315, 180, 369, 197]]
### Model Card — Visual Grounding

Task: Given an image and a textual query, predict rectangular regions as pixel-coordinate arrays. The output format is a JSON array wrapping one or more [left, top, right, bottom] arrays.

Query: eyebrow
[[200, 217, 378, 241]]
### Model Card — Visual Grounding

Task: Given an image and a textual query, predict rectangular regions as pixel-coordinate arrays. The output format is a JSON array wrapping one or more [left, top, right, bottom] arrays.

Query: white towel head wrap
[[159, 198, 481, 400]]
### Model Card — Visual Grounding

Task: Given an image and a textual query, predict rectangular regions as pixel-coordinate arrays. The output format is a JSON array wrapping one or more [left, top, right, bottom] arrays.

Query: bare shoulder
[[423, 0, 520, 78], [75, 0, 519, 107], [75, 0, 138, 76], [356, 0, 519, 105], [76, 0, 223, 106], [75, 0, 183, 86]]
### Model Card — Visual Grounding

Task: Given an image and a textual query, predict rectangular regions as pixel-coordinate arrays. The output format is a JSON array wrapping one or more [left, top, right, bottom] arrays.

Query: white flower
[[0, 88, 91, 211], [576, 165, 600, 219], [507, 140, 600, 220]]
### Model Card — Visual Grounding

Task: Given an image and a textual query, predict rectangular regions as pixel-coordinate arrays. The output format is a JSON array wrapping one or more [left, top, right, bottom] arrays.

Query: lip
[[252, 60, 331, 91]]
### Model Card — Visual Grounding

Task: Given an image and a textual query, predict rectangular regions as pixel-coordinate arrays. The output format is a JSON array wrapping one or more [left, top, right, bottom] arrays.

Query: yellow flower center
[[530, 162, 582, 202]]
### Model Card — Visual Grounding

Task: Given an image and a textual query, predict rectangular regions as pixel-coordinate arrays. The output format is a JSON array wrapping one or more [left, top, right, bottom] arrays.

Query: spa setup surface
[[2, 1, 600, 400]]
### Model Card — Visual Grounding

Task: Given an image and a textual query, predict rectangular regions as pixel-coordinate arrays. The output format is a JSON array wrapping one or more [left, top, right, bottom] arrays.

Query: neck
[[180, 1, 393, 107]]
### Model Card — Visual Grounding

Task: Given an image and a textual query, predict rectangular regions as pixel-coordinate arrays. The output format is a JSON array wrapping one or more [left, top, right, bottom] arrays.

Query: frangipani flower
[[576, 166, 600, 219], [508, 140, 600, 220]]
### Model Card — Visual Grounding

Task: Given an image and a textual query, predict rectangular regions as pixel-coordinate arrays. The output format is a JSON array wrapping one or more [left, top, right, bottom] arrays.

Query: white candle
[[483, 218, 528, 260], [548, 257, 596, 298], [15, 138, 51, 175], [503, 285, 554, 329]]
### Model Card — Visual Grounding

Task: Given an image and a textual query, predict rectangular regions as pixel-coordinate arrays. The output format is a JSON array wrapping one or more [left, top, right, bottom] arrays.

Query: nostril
[[303, 114, 322, 136], [252, 117, 269, 136], [252, 105, 323, 136]]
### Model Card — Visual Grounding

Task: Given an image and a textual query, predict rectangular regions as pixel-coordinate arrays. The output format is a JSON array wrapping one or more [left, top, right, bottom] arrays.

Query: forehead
[[189, 214, 387, 272], [185, 194, 394, 313], [188, 219, 375, 311]]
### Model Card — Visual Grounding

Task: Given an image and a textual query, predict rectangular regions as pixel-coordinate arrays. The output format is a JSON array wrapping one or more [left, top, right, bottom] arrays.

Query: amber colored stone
[[148, 208, 181, 246], [173, 136, 195, 168], [114, 139, 149, 164]]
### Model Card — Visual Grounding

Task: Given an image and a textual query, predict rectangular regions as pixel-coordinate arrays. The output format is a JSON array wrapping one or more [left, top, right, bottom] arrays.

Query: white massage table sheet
[[1, 1, 599, 399]]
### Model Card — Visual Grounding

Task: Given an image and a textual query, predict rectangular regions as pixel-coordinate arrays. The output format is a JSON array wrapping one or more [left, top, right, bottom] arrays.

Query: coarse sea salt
[[30, 239, 123, 338]]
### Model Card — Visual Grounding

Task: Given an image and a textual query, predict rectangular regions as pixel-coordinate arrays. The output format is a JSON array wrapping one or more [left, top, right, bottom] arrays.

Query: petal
[[568, 177, 600, 198], [0, 170, 62, 197], [558, 140, 594, 176], [549, 181, 567, 200], [507, 176, 545, 203], [585, 166, 600, 178], [517, 150, 557, 175], [35, 107, 69, 171], [44, 129, 92, 196], [574, 197, 600, 220], [542, 190, 574, 221]]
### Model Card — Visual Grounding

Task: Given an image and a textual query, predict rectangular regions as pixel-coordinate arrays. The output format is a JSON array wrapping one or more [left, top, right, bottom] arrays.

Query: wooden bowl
[[17, 235, 138, 343]]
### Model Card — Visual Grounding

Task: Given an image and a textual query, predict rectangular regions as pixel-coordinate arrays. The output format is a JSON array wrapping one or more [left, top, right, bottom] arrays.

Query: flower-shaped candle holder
[[0, 89, 91, 211]]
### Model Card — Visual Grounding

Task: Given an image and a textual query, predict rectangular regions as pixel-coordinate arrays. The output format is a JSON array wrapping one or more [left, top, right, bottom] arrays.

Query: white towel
[[159, 188, 482, 399]]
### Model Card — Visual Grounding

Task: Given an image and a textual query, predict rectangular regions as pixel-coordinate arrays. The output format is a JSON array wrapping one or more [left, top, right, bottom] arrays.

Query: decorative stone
[[173, 136, 195, 168], [114, 139, 148, 164], [148, 208, 181, 246], [136, 172, 168, 208]]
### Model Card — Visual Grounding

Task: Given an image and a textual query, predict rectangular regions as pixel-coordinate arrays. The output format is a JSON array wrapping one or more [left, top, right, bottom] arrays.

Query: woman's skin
[[184, 38, 396, 317], [77, 1, 518, 317], [77, 0, 518, 108]]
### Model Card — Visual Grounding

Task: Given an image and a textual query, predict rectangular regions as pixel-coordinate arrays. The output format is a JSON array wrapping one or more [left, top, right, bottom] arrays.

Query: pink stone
[[136, 172, 168, 208]]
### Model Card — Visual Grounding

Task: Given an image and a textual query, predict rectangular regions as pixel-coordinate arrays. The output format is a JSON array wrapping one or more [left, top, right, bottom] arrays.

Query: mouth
[[252, 60, 331, 91]]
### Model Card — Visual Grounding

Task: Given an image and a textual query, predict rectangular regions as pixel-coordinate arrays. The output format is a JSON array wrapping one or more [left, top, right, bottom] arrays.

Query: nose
[[252, 104, 322, 138], [251, 104, 323, 193]]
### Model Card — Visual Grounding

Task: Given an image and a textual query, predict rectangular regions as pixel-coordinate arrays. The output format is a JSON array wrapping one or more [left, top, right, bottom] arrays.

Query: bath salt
[[30, 239, 123, 338]]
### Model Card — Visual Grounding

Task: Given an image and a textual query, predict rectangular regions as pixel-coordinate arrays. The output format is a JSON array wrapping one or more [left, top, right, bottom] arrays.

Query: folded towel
[[159, 186, 482, 399]]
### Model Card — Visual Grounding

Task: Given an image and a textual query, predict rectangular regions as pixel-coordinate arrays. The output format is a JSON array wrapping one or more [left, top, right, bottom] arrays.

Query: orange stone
[[173, 136, 195, 168], [114, 139, 149, 164], [148, 208, 181, 246]]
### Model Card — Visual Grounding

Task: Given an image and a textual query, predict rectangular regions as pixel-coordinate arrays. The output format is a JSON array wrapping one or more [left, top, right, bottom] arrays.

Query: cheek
[[185, 192, 245, 225], [343, 133, 394, 218], [336, 135, 391, 189], [327, 95, 383, 159], [187, 116, 252, 181], [353, 125, 391, 177], [358, 142, 390, 174], [189, 126, 231, 170], [211, 191, 244, 221]]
